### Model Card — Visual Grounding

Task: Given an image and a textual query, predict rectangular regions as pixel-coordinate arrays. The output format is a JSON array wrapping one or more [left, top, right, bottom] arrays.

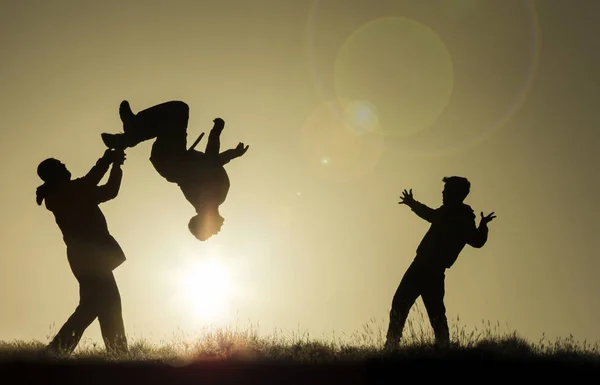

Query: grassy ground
[[1, 308, 599, 383]]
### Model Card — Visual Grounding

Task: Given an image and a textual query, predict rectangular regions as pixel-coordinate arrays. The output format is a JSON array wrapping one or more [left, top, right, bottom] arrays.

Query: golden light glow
[[2, 0, 596, 349], [299, 99, 385, 183], [175, 251, 234, 323]]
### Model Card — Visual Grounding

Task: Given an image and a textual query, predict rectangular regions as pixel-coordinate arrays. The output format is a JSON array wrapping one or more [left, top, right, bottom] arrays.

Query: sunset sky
[[1, 0, 598, 348]]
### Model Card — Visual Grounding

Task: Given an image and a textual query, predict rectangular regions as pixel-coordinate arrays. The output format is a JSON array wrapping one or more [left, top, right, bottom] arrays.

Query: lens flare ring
[[304, 0, 542, 157]]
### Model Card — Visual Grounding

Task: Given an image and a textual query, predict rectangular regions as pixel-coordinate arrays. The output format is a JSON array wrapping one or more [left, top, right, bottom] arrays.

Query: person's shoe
[[383, 339, 398, 352], [119, 100, 136, 134], [101, 133, 129, 150], [212, 118, 225, 133], [433, 339, 453, 350], [38, 344, 63, 360]]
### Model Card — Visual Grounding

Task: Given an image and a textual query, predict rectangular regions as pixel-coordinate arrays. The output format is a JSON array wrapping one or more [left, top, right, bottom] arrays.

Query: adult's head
[[187, 207, 225, 241], [37, 158, 72, 184], [442, 176, 470, 206]]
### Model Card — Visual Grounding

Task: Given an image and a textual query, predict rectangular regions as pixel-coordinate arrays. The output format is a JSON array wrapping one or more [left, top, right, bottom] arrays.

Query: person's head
[[442, 176, 470, 205], [188, 207, 225, 241], [37, 158, 71, 184]]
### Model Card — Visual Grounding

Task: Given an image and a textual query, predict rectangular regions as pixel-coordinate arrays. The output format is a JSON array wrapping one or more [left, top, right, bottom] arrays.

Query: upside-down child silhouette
[[101, 100, 249, 241], [385, 176, 496, 349]]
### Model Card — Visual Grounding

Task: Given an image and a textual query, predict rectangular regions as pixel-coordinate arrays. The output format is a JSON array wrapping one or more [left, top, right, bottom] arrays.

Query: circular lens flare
[[333, 16, 454, 138], [299, 99, 384, 183], [343, 100, 380, 135], [305, 0, 541, 157]]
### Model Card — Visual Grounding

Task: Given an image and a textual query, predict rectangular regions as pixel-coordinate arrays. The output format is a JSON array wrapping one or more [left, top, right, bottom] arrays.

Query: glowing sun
[[177, 255, 233, 322]]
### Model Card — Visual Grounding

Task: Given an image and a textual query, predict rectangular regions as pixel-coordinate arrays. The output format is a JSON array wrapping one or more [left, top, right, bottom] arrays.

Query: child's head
[[188, 208, 224, 241], [442, 176, 470, 205]]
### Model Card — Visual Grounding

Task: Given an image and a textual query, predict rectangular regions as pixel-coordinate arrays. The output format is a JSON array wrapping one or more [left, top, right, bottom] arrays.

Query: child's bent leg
[[130, 101, 190, 146], [103, 101, 190, 150]]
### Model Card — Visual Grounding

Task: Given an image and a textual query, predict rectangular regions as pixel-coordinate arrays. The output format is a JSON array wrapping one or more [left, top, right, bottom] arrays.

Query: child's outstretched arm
[[466, 211, 496, 248], [399, 189, 437, 223], [219, 142, 249, 165]]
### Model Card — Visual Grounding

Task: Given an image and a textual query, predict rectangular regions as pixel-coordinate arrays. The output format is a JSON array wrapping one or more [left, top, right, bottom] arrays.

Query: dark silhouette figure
[[36, 149, 128, 355], [100, 100, 249, 241], [385, 176, 496, 349]]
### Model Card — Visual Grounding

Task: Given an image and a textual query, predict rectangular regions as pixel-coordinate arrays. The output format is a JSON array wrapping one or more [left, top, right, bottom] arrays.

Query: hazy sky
[[1, 0, 598, 347]]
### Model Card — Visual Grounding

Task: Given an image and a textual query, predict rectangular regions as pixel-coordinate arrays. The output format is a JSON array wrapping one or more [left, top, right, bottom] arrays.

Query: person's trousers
[[47, 272, 127, 355]]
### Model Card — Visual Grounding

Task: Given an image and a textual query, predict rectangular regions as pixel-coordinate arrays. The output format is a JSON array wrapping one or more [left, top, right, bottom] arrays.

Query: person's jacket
[[409, 200, 489, 269], [36, 157, 126, 279]]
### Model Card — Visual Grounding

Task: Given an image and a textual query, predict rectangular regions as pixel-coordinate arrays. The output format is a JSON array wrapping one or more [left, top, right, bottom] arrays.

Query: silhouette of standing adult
[[385, 176, 496, 349], [100, 100, 249, 242], [36, 148, 128, 355]]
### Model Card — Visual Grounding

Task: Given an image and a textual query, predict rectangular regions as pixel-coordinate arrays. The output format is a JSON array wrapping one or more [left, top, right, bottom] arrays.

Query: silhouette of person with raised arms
[[36, 148, 128, 356], [100, 100, 249, 241], [384, 176, 496, 349]]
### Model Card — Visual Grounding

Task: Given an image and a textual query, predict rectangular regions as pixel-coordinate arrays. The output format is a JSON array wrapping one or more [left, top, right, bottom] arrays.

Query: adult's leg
[[96, 272, 128, 354], [384, 262, 423, 349], [47, 279, 100, 355], [421, 271, 450, 346]]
